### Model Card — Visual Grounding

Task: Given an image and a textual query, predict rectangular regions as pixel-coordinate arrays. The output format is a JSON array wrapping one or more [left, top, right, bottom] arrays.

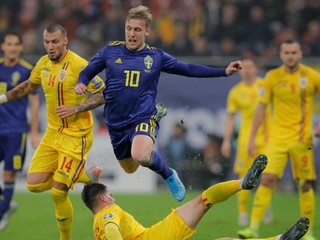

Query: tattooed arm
[[56, 90, 105, 118], [0, 80, 40, 104]]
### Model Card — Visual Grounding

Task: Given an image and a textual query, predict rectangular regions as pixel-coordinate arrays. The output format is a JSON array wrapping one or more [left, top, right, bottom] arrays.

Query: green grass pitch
[[0, 190, 319, 239]]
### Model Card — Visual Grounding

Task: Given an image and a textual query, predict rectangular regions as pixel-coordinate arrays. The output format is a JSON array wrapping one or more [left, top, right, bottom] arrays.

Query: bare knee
[[297, 180, 313, 192], [4, 171, 17, 181], [260, 173, 279, 188], [131, 151, 151, 167]]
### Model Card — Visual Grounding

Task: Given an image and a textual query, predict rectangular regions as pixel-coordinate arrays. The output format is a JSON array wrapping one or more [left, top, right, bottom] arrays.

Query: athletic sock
[[147, 151, 172, 180], [202, 180, 241, 206], [238, 189, 250, 214], [299, 186, 315, 231], [250, 185, 272, 231], [0, 181, 14, 219], [51, 187, 73, 240]]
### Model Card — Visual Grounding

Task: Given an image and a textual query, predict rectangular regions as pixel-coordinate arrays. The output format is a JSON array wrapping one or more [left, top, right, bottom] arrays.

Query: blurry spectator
[[242, 5, 273, 55], [192, 36, 212, 56], [187, 2, 208, 40], [168, 20, 193, 56], [166, 123, 188, 171], [302, 20, 320, 56], [203, 133, 230, 185]]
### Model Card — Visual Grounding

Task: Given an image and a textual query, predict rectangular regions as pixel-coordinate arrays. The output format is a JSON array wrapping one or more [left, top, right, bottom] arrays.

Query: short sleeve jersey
[[0, 58, 35, 134], [259, 64, 320, 144], [30, 50, 105, 137], [93, 204, 146, 240], [227, 77, 269, 146]]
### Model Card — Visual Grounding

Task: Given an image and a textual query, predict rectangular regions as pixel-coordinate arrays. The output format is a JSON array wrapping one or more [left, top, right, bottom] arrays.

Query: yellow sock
[[26, 177, 53, 192], [77, 171, 90, 184], [51, 187, 73, 240], [250, 185, 272, 231], [238, 190, 250, 214], [299, 186, 315, 230], [202, 180, 241, 206]]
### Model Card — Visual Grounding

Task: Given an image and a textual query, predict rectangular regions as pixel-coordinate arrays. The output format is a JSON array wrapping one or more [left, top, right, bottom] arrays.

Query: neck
[[52, 49, 68, 64], [284, 64, 299, 74], [4, 57, 19, 67]]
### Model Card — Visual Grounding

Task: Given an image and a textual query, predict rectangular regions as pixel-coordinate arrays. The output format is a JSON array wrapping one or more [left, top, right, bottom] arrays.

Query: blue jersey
[[0, 58, 35, 134], [79, 42, 227, 129]]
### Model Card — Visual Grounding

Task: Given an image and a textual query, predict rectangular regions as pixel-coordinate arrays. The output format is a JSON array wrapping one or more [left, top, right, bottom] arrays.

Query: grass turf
[[0, 190, 319, 239]]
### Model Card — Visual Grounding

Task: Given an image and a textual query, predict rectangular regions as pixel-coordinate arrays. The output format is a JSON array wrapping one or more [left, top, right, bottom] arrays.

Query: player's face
[[279, 42, 302, 72], [125, 18, 151, 51], [239, 59, 257, 81], [101, 188, 116, 205], [1, 35, 23, 61], [43, 30, 68, 63]]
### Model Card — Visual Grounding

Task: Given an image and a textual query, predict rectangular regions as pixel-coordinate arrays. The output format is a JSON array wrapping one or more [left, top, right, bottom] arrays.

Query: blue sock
[[0, 181, 14, 219], [148, 151, 173, 180]]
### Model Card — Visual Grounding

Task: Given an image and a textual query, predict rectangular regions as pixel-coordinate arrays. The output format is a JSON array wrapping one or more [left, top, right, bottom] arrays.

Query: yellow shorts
[[140, 209, 195, 240], [28, 128, 93, 189], [263, 141, 316, 180], [234, 144, 265, 177]]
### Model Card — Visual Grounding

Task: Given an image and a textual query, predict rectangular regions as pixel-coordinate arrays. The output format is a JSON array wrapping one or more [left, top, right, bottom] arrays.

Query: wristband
[[0, 94, 8, 104]]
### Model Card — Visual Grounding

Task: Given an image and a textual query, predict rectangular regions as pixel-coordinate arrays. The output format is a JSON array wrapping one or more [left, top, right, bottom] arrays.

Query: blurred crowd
[[0, 0, 320, 59]]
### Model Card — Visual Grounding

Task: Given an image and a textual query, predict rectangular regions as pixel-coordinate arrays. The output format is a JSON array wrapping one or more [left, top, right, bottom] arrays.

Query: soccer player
[[221, 58, 272, 226], [81, 154, 309, 240], [238, 39, 318, 240], [0, 23, 105, 240], [0, 31, 40, 230], [58, 5, 242, 203]]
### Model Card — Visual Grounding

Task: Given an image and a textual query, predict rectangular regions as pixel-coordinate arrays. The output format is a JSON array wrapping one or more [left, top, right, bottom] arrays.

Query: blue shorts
[[0, 132, 27, 171], [109, 116, 159, 160]]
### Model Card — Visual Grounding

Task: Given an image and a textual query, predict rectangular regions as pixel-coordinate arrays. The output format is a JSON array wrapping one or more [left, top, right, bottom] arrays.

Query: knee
[[131, 151, 151, 166], [26, 182, 43, 193], [50, 187, 68, 203], [260, 174, 278, 188], [298, 180, 313, 192]]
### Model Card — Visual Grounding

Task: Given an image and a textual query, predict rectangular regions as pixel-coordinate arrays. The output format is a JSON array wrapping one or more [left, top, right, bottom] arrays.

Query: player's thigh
[[141, 209, 195, 240], [263, 141, 289, 178], [28, 130, 59, 174], [289, 143, 316, 180], [0, 132, 27, 172], [53, 130, 93, 189]]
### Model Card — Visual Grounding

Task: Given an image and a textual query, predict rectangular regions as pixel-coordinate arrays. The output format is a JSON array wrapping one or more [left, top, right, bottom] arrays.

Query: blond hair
[[126, 5, 152, 28]]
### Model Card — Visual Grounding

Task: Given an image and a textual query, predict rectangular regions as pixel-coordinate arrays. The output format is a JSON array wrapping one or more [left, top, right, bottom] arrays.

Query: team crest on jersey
[[103, 214, 114, 220], [11, 71, 21, 86], [144, 55, 153, 70], [299, 77, 307, 89], [59, 70, 67, 82]]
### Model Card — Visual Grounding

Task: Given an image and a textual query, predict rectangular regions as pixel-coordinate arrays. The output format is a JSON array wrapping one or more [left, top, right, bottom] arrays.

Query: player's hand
[[226, 60, 242, 76], [74, 83, 87, 95], [248, 138, 257, 157], [221, 140, 231, 158], [30, 133, 41, 149], [56, 105, 76, 118], [314, 124, 320, 137]]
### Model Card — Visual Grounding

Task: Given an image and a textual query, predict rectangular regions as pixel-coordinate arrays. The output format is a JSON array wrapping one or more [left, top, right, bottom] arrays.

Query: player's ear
[[64, 37, 68, 47], [99, 194, 107, 202], [145, 27, 151, 37]]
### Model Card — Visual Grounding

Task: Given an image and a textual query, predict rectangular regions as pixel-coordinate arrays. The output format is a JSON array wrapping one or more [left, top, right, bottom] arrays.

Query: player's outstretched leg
[[86, 166, 102, 183], [241, 154, 268, 190], [156, 102, 167, 120], [279, 217, 310, 240], [166, 168, 186, 202]]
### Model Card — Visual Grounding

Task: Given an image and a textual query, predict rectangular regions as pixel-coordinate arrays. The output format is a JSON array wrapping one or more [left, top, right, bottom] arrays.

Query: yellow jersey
[[259, 64, 320, 144], [227, 77, 268, 147], [30, 50, 105, 137], [93, 204, 146, 240]]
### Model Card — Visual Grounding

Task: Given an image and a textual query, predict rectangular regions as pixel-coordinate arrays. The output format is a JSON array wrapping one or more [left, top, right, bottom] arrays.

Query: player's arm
[[28, 92, 41, 148], [56, 90, 105, 118], [162, 52, 242, 77], [0, 79, 40, 103], [75, 48, 107, 95], [248, 102, 267, 157], [104, 223, 123, 240], [221, 113, 236, 158]]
